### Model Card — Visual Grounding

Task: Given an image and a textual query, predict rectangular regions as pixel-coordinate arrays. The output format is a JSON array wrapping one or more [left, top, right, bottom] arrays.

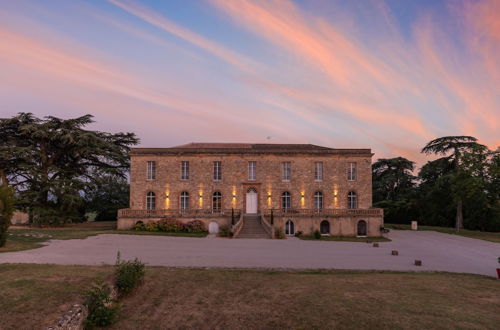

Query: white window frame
[[213, 161, 222, 181], [282, 191, 291, 210], [181, 161, 189, 180], [314, 191, 323, 210], [180, 191, 189, 211], [347, 162, 357, 181], [282, 162, 291, 181], [248, 161, 256, 181], [146, 192, 156, 210], [314, 162, 323, 181], [147, 161, 156, 180], [348, 191, 357, 209]]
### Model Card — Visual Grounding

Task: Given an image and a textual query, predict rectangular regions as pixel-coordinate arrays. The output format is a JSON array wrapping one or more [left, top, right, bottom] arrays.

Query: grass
[[385, 224, 500, 243], [299, 235, 391, 242], [0, 225, 208, 253], [1, 264, 500, 329]]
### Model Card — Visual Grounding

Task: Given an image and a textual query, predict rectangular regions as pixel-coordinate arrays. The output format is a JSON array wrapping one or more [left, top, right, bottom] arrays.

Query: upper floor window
[[347, 162, 357, 181], [314, 191, 323, 210], [146, 191, 156, 210], [181, 161, 189, 180], [282, 191, 291, 210], [282, 162, 291, 181], [180, 191, 189, 211], [314, 162, 323, 181], [213, 161, 222, 181], [348, 191, 357, 209], [248, 161, 256, 181], [147, 161, 156, 180]]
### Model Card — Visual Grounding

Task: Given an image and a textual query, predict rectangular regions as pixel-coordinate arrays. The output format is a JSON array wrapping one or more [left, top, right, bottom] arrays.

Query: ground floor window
[[285, 220, 295, 236], [212, 191, 222, 213], [357, 220, 367, 236], [146, 192, 156, 210], [180, 191, 189, 211], [320, 220, 330, 234]]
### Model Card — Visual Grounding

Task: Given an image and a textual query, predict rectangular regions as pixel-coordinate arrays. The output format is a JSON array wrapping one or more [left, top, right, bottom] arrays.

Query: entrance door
[[246, 188, 258, 214]]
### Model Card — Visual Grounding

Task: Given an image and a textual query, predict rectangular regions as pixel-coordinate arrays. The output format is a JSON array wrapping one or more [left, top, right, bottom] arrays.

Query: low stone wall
[[46, 304, 87, 330]]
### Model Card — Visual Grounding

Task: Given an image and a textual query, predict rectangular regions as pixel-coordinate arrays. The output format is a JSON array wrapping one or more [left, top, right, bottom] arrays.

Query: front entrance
[[246, 188, 258, 214]]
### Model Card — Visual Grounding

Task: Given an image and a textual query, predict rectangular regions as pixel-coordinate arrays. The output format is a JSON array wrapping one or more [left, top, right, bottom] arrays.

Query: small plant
[[314, 230, 321, 240], [294, 231, 303, 237], [83, 282, 118, 329], [274, 227, 285, 239], [219, 224, 233, 237], [133, 221, 145, 231], [114, 252, 145, 296]]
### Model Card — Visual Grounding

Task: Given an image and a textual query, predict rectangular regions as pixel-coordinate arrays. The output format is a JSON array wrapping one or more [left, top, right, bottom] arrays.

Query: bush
[[294, 231, 303, 237], [133, 221, 145, 231], [83, 282, 118, 329], [114, 252, 145, 296], [274, 227, 285, 239], [184, 220, 206, 233], [133, 219, 207, 233], [218, 225, 232, 237], [314, 230, 321, 240], [0, 185, 15, 247]]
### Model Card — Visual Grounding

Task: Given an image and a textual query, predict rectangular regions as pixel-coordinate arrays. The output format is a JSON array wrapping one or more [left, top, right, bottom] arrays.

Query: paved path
[[1, 231, 499, 277]]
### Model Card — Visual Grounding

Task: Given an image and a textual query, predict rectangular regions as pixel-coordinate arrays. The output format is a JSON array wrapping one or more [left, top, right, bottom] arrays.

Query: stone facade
[[118, 143, 383, 236]]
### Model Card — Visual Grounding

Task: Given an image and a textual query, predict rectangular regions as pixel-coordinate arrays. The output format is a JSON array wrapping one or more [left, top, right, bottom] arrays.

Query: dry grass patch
[[386, 224, 500, 243]]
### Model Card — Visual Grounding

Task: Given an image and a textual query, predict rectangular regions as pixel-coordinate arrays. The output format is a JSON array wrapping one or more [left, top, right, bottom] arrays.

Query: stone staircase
[[236, 214, 270, 239]]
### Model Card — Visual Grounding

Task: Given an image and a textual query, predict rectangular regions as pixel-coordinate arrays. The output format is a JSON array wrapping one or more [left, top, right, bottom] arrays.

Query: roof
[[130, 143, 372, 156]]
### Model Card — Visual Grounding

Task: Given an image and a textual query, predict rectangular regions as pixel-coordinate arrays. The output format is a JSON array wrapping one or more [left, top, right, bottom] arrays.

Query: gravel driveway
[[1, 230, 499, 277]]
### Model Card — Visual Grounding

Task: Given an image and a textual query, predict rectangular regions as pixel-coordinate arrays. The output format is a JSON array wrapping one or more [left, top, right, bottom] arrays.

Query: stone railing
[[264, 208, 383, 217], [260, 214, 274, 238], [231, 213, 244, 237], [118, 208, 242, 218]]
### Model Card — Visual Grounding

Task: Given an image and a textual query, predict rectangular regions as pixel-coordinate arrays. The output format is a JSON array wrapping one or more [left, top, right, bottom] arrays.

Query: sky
[[0, 0, 499, 166]]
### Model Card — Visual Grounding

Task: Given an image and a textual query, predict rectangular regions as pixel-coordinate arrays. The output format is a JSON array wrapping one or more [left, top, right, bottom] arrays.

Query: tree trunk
[[455, 198, 463, 232], [0, 168, 8, 187]]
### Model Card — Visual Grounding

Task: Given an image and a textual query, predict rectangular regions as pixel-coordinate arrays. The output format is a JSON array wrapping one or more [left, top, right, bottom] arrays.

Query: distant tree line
[[373, 136, 500, 232], [0, 113, 138, 225]]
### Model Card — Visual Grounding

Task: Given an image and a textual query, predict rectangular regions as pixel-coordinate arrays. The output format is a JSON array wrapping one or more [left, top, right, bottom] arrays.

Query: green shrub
[[218, 225, 232, 237], [314, 230, 321, 239], [83, 282, 118, 329], [294, 231, 303, 237], [133, 221, 145, 231], [185, 220, 206, 232], [114, 252, 145, 296], [274, 227, 285, 239], [0, 185, 15, 247]]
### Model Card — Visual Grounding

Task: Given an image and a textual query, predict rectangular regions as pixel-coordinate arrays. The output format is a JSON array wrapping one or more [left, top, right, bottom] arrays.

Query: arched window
[[146, 192, 156, 210], [285, 220, 295, 236], [282, 191, 291, 211], [320, 220, 330, 234], [180, 191, 189, 211], [314, 191, 323, 210], [357, 220, 367, 236], [212, 191, 222, 213], [348, 191, 357, 209]]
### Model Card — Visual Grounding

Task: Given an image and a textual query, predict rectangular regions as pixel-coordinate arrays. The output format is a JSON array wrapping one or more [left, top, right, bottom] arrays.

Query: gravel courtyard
[[1, 230, 499, 277]]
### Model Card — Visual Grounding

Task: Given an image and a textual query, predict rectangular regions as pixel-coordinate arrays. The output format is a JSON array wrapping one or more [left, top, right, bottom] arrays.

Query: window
[[285, 220, 295, 236], [347, 162, 357, 181], [147, 161, 156, 180], [348, 191, 357, 209], [212, 191, 222, 213], [180, 191, 189, 211], [314, 162, 323, 181], [282, 191, 291, 211], [357, 220, 367, 236], [213, 161, 222, 181], [314, 191, 323, 210], [320, 220, 330, 234], [282, 162, 291, 181], [248, 161, 256, 180], [146, 192, 156, 210], [181, 161, 189, 180]]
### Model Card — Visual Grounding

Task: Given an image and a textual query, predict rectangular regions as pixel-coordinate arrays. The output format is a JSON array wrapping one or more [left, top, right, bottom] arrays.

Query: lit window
[[180, 191, 189, 211], [282, 162, 291, 181], [212, 191, 222, 213], [147, 161, 156, 180], [314, 191, 323, 210], [347, 162, 357, 181], [213, 161, 222, 181], [314, 162, 323, 181], [248, 161, 256, 180], [181, 161, 189, 180], [348, 191, 357, 209], [146, 192, 156, 210], [282, 191, 291, 211]]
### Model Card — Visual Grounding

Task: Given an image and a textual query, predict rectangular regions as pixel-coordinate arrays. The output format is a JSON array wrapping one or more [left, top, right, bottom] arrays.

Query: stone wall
[[46, 304, 87, 330], [273, 216, 383, 236]]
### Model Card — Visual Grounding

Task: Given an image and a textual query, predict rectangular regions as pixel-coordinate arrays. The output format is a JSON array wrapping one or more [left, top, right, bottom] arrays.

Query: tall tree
[[0, 185, 15, 247], [0, 113, 138, 224], [421, 136, 487, 231]]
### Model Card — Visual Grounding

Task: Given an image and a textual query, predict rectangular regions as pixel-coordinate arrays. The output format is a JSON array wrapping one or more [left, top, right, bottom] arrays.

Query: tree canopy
[[0, 113, 138, 224]]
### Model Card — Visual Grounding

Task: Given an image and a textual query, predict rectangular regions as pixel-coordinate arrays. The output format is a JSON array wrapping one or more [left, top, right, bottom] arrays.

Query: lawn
[[1, 224, 208, 253], [385, 224, 500, 243], [299, 235, 391, 242], [1, 264, 499, 329]]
